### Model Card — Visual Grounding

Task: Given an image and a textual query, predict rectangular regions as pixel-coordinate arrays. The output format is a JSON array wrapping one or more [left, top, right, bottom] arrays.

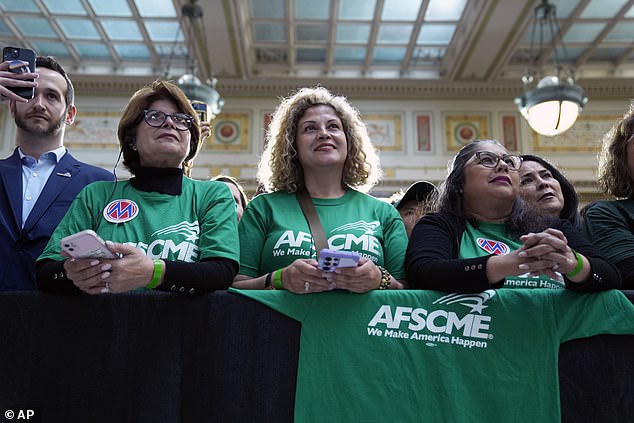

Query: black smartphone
[[191, 100, 208, 123], [2, 46, 36, 100]]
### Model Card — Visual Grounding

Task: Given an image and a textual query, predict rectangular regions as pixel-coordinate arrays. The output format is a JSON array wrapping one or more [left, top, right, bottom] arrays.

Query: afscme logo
[[152, 221, 200, 242], [272, 228, 381, 254], [367, 291, 496, 340], [433, 290, 496, 313], [332, 220, 380, 235], [126, 221, 200, 262]]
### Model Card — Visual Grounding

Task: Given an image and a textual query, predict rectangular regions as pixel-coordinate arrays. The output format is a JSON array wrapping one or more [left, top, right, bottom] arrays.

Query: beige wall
[[1, 94, 629, 204]]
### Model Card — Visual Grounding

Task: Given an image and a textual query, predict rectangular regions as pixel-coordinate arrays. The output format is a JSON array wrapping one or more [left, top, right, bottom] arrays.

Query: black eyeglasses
[[143, 109, 193, 131], [472, 151, 522, 171]]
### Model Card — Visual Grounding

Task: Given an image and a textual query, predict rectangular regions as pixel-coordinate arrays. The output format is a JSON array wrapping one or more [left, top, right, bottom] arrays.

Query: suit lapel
[[22, 152, 79, 232], [0, 149, 24, 230]]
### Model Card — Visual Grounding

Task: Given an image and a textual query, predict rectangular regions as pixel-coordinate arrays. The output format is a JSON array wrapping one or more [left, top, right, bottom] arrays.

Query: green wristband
[[146, 259, 164, 289], [566, 250, 584, 278], [272, 268, 284, 290]]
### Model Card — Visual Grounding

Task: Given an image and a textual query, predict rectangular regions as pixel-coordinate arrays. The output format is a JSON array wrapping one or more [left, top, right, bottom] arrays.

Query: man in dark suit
[[0, 55, 114, 291]]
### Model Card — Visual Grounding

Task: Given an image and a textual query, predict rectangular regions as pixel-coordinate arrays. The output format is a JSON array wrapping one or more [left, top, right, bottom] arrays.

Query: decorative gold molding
[[72, 76, 634, 100]]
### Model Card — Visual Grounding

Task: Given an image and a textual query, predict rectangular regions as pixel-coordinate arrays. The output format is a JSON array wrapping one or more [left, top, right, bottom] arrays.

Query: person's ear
[[65, 104, 77, 125]]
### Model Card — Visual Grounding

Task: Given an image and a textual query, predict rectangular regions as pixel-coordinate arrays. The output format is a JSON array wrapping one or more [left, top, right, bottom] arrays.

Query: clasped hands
[[281, 257, 381, 294], [62, 241, 155, 295], [511, 228, 578, 280]]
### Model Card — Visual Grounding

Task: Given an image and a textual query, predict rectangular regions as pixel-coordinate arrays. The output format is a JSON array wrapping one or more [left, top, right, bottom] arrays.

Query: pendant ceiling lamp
[[514, 0, 587, 137], [176, 1, 224, 119]]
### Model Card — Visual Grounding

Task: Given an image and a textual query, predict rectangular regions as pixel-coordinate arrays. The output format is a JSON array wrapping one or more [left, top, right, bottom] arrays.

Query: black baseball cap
[[393, 181, 436, 210]]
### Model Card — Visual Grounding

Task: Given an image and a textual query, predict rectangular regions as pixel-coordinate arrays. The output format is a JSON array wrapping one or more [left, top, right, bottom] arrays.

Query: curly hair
[[598, 103, 634, 198], [520, 154, 581, 229], [257, 86, 381, 193], [436, 139, 548, 235], [117, 80, 201, 175]]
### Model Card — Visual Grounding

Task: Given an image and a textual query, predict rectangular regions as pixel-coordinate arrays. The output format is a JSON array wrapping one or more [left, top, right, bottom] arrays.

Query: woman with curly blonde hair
[[233, 86, 407, 293], [257, 86, 381, 193], [583, 103, 634, 288]]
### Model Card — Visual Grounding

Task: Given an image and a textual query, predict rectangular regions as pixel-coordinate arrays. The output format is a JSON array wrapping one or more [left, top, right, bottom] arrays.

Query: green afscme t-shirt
[[460, 221, 565, 289], [238, 189, 407, 279], [231, 288, 634, 422], [39, 178, 239, 264]]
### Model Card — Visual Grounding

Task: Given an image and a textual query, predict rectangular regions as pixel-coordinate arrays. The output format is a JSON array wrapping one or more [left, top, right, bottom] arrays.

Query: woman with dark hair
[[233, 86, 407, 293], [36, 80, 240, 294], [519, 154, 581, 229], [406, 139, 619, 293], [583, 104, 634, 288]]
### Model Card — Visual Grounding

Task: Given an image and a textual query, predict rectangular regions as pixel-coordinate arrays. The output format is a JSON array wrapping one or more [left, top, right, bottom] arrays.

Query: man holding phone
[[0, 57, 36, 102], [0, 54, 114, 291]]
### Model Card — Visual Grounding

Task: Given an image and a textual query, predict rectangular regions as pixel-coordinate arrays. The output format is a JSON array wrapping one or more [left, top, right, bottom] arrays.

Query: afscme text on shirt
[[126, 239, 199, 262], [367, 304, 493, 349], [272, 230, 381, 260]]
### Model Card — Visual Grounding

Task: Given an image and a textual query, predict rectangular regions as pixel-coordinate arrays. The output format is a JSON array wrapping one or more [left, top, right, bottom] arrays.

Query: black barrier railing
[[0, 291, 633, 423]]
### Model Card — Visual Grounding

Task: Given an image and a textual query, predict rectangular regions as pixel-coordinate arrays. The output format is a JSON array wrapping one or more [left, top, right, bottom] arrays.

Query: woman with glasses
[[36, 80, 240, 295], [406, 139, 619, 292]]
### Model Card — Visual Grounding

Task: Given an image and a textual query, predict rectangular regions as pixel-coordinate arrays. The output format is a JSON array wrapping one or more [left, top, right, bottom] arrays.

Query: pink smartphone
[[60, 229, 118, 259], [318, 249, 360, 272]]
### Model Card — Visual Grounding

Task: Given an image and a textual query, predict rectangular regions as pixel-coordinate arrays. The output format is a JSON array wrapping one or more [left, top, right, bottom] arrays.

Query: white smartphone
[[60, 229, 119, 259], [317, 249, 361, 272]]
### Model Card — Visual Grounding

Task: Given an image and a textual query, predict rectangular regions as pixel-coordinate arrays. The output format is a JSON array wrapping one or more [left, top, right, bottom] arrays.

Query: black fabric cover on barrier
[[0, 292, 298, 423], [0, 291, 632, 423]]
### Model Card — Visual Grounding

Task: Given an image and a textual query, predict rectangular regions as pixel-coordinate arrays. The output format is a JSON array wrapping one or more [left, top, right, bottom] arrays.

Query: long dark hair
[[520, 154, 581, 229], [598, 104, 634, 198], [436, 140, 550, 235]]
